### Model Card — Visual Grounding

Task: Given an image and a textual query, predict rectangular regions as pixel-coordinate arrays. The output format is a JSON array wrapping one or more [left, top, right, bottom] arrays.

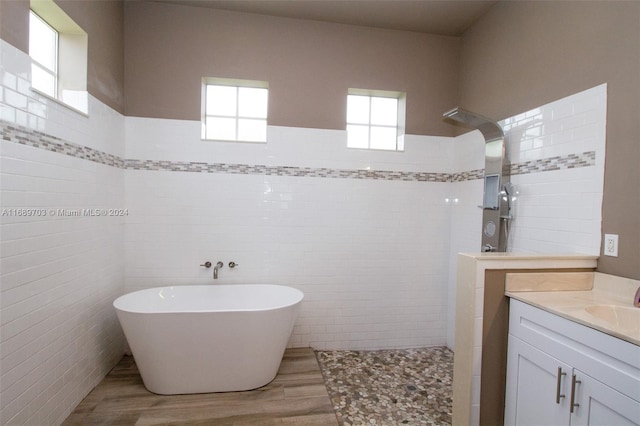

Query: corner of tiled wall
[[1, 39, 126, 425]]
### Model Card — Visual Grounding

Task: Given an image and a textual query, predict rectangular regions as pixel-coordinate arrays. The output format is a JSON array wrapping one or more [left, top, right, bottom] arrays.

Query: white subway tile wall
[[1, 34, 606, 424], [125, 118, 454, 173], [1, 40, 125, 425], [445, 130, 485, 348], [123, 126, 453, 350], [502, 84, 606, 255], [444, 84, 606, 348]]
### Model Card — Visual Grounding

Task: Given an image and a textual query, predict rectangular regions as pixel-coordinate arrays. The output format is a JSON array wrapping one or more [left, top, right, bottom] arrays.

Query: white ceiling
[[146, 0, 499, 36]]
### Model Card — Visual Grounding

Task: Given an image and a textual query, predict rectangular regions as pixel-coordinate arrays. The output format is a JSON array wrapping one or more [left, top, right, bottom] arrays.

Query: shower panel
[[444, 107, 513, 252]]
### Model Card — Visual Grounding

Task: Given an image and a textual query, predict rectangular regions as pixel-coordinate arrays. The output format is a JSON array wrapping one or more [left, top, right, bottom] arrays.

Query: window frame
[[346, 89, 406, 152], [201, 78, 269, 143], [29, 10, 59, 99]]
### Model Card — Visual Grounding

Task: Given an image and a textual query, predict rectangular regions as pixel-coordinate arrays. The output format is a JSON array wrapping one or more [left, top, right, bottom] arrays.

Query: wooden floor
[[62, 348, 338, 425]]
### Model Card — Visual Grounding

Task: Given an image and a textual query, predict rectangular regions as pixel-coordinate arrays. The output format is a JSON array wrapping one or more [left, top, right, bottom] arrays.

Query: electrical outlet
[[604, 234, 618, 257]]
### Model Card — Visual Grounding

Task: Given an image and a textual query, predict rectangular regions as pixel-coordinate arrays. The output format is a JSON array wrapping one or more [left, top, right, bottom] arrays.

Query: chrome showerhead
[[443, 107, 503, 142]]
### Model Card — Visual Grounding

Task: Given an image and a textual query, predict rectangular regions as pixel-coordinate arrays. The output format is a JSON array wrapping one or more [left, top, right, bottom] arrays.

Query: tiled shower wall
[[445, 84, 606, 348], [446, 130, 485, 348], [503, 84, 606, 254], [0, 40, 126, 425], [1, 34, 605, 424]]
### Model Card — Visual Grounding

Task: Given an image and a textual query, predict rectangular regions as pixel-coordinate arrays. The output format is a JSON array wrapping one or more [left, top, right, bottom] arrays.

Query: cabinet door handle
[[570, 374, 581, 413], [556, 367, 566, 404]]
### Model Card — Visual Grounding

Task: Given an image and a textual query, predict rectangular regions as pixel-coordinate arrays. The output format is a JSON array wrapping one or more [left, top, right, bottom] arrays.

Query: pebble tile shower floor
[[316, 347, 454, 425]]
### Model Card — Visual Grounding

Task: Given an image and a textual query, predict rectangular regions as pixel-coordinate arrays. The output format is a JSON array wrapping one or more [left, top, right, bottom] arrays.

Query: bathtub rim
[[113, 284, 304, 315]]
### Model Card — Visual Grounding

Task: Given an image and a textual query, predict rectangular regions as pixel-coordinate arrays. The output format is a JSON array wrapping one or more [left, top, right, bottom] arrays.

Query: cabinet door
[[505, 335, 572, 426], [570, 369, 640, 426]]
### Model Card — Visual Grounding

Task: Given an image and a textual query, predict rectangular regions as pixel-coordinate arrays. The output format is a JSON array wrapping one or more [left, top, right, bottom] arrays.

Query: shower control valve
[[228, 261, 239, 268]]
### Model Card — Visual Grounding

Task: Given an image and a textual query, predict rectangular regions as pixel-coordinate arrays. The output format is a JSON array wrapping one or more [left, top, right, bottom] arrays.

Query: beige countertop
[[505, 272, 640, 346], [460, 252, 599, 261]]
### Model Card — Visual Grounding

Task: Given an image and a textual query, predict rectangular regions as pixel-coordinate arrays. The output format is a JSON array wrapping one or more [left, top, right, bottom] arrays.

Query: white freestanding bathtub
[[113, 284, 303, 395]]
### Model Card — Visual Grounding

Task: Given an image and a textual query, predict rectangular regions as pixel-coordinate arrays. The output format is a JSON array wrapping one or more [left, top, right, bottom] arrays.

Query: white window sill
[[347, 146, 405, 153], [30, 87, 89, 117], [201, 138, 267, 144]]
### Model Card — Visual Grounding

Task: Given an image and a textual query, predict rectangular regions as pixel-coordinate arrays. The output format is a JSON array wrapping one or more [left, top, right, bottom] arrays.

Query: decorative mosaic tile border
[[125, 159, 449, 182], [1, 121, 595, 183], [509, 152, 596, 176], [451, 169, 485, 182], [0, 122, 125, 168]]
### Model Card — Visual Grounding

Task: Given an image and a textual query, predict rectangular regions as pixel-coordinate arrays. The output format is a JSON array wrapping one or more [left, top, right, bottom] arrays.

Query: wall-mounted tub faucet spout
[[213, 261, 223, 279]]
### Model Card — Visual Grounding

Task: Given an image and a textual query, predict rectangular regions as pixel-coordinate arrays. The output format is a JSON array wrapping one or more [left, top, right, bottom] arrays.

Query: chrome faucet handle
[[228, 261, 239, 268], [200, 261, 212, 268]]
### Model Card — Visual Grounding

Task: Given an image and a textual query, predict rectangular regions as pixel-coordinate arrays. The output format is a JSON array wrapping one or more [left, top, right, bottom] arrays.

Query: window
[[202, 78, 268, 142], [346, 89, 406, 151], [29, 0, 88, 114], [29, 11, 58, 98]]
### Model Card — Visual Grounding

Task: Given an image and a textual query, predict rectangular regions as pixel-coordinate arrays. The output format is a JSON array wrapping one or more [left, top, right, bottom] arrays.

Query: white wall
[[124, 121, 454, 350], [445, 130, 485, 348], [0, 40, 126, 426], [503, 84, 606, 254], [445, 84, 607, 348]]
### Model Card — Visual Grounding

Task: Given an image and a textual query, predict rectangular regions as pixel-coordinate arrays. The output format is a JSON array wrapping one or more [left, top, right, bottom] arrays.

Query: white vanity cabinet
[[505, 299, 640, 426]]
